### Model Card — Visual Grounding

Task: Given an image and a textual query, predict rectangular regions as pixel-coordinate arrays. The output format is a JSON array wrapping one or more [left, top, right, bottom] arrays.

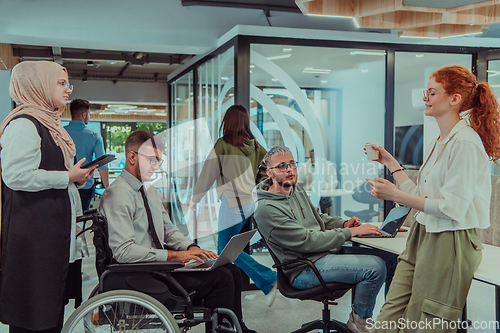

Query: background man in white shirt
[[297, 149, 338, 214]]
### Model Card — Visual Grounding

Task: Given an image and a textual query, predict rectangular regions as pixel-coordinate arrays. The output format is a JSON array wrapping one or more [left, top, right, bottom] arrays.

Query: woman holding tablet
[[0, 61, 97, 333], [366, 65, 500, 332]]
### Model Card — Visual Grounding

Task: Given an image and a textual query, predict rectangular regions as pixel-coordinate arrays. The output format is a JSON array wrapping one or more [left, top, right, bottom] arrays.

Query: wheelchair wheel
[[63, 290, 180, 333]]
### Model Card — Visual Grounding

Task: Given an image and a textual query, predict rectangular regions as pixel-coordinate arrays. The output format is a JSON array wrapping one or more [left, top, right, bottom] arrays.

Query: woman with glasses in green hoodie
[[189, 105, 278, 306]]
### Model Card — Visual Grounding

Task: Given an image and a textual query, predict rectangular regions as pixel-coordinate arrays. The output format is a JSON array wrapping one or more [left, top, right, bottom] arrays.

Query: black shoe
[[241, 322, 257, 333]]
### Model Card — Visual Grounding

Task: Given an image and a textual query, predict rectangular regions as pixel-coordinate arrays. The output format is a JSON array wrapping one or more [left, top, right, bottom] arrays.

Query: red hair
[[220, 105, 259, 149], [431, 65, 500, 162]]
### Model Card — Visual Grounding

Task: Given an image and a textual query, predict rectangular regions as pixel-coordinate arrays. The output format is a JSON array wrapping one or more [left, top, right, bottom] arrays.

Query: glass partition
[[168, 47, 235, 245], [394, 52, 472, 171], [169, 71, 195, 238], [250, 44, 386, 221], [488, 59, 500, 175]]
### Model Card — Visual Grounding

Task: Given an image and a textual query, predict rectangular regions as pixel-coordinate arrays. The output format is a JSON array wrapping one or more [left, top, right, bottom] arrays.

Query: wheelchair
[[62, 209, 244, 333]]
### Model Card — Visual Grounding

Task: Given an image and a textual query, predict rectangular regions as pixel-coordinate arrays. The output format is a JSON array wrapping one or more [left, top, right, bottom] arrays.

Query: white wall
[[70, 80, 168, 104], [0, 71, 12, 122]]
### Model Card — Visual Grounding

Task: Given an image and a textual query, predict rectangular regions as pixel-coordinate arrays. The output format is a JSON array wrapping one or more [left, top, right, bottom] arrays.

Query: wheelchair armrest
[[108, 261, 185, 272], [273, 258, 333, 293], [76, 209, 99, 223]]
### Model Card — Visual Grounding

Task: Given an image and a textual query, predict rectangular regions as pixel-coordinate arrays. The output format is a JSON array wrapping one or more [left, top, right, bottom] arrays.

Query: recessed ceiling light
[[303, 67, 331, 74], [249, 65, 255, 68], [361, 69, 369, 73], [109, 61, 117, 65], [272, 78, 279, 82], [283, 48, 292, 52], [415, 54, 424, 58], [321, 80, 328, 84], [266, 54, 292, 61], [349, 51, 386, 56], [221, 77, 229, 80]]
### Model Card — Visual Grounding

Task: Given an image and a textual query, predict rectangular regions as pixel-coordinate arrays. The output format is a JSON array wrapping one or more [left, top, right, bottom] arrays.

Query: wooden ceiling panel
[[357, 11, 443, 29], [296, 0, 500, 37]]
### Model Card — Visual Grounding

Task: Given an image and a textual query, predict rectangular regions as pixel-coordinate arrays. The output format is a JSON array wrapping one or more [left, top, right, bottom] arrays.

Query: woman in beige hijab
[[0, 61, 97, 333]]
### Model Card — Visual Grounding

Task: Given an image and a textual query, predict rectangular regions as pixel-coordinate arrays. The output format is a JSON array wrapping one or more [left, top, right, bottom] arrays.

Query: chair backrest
[[352, 181, 382, 207], [88, 212, 116, 277]]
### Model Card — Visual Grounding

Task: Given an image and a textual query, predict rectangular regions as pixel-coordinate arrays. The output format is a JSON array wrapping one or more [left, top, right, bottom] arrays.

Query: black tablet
[[81, 154, 116, 168]]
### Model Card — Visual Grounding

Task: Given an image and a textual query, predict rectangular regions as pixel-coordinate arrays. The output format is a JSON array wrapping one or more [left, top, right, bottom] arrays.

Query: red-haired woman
[[189, 105, 278, 306], [366, 65, 500, 332]]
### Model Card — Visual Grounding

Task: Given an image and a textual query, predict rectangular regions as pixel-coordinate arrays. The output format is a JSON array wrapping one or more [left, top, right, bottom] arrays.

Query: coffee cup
[[365, 143, 379, 160]]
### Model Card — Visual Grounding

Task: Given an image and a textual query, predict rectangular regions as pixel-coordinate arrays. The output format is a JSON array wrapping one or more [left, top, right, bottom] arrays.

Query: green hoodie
[[254, 178, 352, 284], [192, 137, 267, 208]]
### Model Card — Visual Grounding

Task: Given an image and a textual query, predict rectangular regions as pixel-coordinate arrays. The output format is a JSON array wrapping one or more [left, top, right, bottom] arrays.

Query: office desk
[[352, 228, 500, 333]]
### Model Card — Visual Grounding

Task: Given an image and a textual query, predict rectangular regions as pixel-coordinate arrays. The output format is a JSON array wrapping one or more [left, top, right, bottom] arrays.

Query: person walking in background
[[0, 61, 96, 333], [65, 98, 109, 211], [189, 104, 278, 306], [367, 65, 500, 333]]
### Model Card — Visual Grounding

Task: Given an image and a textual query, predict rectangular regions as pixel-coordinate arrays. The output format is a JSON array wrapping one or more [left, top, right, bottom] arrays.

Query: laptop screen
[[380, 206, 412, 235]]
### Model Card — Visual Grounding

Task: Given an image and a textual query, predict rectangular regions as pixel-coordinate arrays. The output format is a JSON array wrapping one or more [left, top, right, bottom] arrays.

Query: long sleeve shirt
[[98, 169, 193, 263], [64, 120, 107, 189], [399, 119, 491, 233], [0, 118, 87, 262]]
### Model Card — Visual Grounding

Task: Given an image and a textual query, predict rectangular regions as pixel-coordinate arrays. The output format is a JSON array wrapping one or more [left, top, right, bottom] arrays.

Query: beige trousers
[[372, 222, 483, 333]]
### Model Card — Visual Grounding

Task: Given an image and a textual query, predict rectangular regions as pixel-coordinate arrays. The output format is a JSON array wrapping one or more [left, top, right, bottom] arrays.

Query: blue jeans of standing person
[[292, 245, 397, 318], [218, 195, 277, 295]]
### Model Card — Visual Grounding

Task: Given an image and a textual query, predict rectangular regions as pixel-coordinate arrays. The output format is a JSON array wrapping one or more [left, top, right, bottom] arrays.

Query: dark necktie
[[139, 185, 163, 249]]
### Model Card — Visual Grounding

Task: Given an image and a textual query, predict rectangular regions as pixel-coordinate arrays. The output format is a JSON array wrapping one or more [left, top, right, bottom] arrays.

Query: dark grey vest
[[0, 114, 71, 330]]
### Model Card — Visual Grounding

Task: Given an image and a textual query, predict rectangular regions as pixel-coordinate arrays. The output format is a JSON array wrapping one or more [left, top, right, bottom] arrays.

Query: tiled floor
[[1, 233, 498, 332]]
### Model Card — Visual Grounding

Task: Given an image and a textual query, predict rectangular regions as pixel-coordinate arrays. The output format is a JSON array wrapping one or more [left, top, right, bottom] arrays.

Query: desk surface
[[352, 225, 500, 286]]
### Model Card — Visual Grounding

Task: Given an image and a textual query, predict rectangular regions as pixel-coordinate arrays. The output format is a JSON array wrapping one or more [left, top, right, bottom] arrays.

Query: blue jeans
[[292, 245, 397, 318], [218, 195, 277, 295]]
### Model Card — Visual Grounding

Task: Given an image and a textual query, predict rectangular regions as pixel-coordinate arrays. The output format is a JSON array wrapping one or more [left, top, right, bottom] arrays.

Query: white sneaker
[[347, 309, 372, 333], [266, 282, 278, 307]]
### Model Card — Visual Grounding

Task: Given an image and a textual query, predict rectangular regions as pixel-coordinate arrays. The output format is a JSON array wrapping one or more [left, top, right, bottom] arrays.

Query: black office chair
[[250, 216, 354, 333], [268, 248, 354, 333], [344, 181, 382, 222]]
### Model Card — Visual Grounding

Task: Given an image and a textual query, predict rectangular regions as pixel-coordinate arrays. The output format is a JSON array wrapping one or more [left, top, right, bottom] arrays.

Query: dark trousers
[[171, 263, 243, 321], [9, 310, 64, 333], [78, 185, 95, 211]]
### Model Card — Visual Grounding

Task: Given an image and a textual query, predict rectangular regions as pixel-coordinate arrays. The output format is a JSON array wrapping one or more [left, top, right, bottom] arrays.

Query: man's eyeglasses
[[134, 151, 164, 166], [57, 81, 73, 92], [268, 161, 297, 172]]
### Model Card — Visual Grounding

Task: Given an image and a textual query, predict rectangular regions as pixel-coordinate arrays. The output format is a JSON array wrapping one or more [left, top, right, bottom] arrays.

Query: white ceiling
[[2, 0, 500, 84]]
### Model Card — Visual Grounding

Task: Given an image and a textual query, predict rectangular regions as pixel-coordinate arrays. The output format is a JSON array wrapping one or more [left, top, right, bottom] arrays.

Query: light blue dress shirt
[[64, 120, 107, 189]]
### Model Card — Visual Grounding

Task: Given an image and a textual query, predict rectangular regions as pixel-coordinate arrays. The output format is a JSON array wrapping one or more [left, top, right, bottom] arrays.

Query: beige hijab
[[0, 61, 76, 268]]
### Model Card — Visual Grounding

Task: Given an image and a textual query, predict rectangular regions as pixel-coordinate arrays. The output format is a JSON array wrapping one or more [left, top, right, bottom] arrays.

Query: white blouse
[[399, 120, 491, 233], [0, 118, 88, 262]]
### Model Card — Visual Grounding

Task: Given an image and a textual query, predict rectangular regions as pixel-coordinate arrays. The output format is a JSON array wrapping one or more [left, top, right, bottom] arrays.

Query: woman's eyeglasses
[[134, 151, 164, 166], [268, 161, 297, 172], [57, 81, 73, 92]]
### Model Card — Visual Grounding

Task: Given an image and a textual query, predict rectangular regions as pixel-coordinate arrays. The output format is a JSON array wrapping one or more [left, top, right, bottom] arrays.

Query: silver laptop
[[174, 229, 257, 272], [357, 206, 412, 238]]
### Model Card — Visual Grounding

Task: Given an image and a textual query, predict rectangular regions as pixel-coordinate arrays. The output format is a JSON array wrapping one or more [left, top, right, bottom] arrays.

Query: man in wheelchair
[[98, 130, 257, 333]]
